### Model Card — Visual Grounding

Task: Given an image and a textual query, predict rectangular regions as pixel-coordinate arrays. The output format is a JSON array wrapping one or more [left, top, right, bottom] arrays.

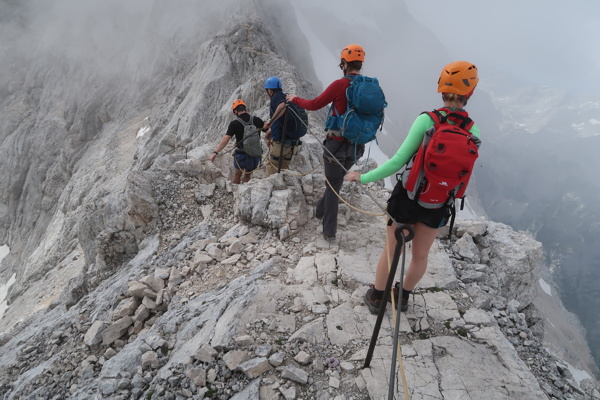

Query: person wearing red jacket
[[286, 44, 366, 241]]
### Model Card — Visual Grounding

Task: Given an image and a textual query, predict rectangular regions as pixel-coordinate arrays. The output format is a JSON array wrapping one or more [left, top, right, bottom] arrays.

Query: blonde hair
[[442, 93, 469, 106]]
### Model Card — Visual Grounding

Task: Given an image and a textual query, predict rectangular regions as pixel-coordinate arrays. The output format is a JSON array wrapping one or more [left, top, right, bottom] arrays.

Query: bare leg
[[403, 223, 439, 290], [232, 169, 243, 184], [242, 171, 252, 183], [373, 221, 438, 291], [374, 221, 398, 291]]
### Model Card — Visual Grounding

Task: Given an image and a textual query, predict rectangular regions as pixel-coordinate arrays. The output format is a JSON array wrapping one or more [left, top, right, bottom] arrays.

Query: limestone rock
[[102, 317, 133, 345], [195, 344, 218, 363], [113, 297, 141, 320], [141, 351, 159, 370], [223, 350, 249, 370], [237, 357, 272, 379], [281, 366, 309, 384], [84, 321, 108, 346], [185, 367, 207, 387]]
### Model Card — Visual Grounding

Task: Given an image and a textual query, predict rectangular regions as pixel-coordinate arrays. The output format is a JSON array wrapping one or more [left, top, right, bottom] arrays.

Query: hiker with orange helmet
[[209, 99, 265, 184], [286, 44, 367, 241], [346, 61, 481, 313]]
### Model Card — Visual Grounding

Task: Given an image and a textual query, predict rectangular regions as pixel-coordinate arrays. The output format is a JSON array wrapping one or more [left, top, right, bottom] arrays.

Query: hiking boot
[[364, 286, 382, 315], [400, 296, 409, 312], [323, 233, 336, 241], [387, 282, 409, 312]]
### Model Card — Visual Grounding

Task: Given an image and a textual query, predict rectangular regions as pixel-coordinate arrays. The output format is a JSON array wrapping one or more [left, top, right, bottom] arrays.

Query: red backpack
[[402, 109, 481, 210]]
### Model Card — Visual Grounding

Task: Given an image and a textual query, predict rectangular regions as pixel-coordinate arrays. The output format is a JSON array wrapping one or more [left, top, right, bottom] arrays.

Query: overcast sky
[[405, 1, 600, 94]]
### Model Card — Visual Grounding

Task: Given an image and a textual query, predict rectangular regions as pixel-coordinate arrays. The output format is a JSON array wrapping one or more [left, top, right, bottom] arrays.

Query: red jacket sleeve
[[292, 78, 349, 114]]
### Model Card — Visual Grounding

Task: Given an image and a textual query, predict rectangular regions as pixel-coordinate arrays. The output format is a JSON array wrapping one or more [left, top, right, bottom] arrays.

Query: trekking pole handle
[[395, 223, 415, 243]]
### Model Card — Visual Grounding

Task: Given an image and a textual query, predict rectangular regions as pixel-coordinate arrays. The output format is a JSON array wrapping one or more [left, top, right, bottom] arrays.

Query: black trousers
[[316, 138, 364, 237]]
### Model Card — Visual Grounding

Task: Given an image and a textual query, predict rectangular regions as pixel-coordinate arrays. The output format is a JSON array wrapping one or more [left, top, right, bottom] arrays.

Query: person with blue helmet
[[262, 76, 300, 176]]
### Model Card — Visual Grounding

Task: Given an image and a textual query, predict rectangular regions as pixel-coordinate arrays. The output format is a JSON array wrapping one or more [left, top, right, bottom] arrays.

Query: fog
[[0, 0, 250, 95], [406, 1, 600, 94], [291, 0, 449, 153]]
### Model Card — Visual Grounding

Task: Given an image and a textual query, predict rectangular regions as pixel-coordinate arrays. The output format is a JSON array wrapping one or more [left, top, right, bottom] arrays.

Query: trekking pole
[[388, 226, 413, 400], [363, 224, 414, 372], [277, 106, 290, 174]]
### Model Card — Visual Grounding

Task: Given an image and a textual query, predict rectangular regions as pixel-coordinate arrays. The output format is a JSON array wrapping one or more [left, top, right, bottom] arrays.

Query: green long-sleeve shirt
[[360, 112, 481, 184]]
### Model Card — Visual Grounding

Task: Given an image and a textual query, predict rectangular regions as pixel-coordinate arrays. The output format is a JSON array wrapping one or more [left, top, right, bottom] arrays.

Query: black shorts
[[387, 180, 451, 229]]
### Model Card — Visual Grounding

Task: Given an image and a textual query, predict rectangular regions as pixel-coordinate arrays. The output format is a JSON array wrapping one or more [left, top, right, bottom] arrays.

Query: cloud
[[405, 0, 600, 93], [0, 0, 242, 86]]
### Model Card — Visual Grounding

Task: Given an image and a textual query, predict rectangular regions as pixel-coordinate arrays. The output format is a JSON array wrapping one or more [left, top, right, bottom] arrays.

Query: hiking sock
[[401, 289, 412, 301], [371, 288, 384, 300]]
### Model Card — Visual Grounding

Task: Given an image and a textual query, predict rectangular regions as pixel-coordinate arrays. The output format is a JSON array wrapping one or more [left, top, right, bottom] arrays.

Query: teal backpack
[[325, 75, 387, 145]]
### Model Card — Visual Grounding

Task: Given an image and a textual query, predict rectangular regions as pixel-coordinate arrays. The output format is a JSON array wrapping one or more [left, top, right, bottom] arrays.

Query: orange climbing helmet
[[231, 99, 246, 111], [437, 61, 479, 96], [340, 44, 365, 62]]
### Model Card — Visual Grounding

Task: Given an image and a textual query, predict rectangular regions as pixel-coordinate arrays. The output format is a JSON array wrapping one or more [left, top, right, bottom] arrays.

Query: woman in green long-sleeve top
[[346, 61, 481, 313]]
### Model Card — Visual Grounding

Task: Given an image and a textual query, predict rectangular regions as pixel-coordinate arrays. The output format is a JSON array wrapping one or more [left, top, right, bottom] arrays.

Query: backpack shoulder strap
[[421, 110, 445, 125], [236, 116, 250, 126], [447, 112, 474, 130]]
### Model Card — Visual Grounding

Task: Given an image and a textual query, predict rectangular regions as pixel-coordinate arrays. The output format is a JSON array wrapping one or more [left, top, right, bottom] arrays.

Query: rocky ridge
[[1, 2, 599, 399], [1, 150, 599, 399]]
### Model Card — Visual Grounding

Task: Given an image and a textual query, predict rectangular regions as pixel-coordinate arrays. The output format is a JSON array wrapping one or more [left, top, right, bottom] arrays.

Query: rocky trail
[[1, 146, 599, 400]]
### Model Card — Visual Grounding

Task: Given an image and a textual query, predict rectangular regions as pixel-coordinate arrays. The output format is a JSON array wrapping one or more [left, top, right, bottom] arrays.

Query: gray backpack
[[237, 116, 262, 158]]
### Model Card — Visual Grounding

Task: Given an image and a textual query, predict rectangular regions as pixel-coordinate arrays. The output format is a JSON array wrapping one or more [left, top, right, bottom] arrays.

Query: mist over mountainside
[[475, 83, 600, 369], [1, 0, 600, 399], [291, 0, 448, 153], [0, 0, 320, 313]]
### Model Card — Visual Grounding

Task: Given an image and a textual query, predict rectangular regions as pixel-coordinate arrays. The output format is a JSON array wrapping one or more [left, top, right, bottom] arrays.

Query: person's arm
[[263, 101, 287, 130], [209, 135, 232, 162], [360, 114, 433, 183], [347, 114, 482, 183], [253, 116, 265, 131], [288, 79, 344, 111]]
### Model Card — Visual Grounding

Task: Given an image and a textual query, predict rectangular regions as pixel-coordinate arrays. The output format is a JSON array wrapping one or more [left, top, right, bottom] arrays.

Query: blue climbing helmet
[[264, 76, 282, 90]]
